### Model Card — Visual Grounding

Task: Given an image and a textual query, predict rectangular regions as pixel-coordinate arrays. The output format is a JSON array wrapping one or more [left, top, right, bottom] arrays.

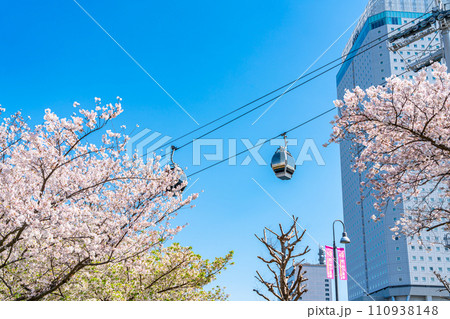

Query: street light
[[332, 219, 350, 301], [340, 232, 351, 244]]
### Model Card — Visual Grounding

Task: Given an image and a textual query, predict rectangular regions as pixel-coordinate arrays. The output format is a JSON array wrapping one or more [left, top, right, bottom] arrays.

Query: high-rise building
[[337, 0, 450, 301]]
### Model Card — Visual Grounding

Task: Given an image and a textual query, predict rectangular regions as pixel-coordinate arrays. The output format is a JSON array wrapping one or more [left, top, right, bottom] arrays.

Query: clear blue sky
[[1, 0, 369, 300]]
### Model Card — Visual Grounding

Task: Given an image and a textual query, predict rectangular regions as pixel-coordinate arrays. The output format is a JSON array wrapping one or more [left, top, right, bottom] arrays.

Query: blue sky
[[1, 0, 369, 300]]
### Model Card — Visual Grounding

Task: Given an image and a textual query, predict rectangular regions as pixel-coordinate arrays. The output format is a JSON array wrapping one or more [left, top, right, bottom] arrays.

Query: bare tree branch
[[254, 216, 310, 301], [433, 271, 450, 298]]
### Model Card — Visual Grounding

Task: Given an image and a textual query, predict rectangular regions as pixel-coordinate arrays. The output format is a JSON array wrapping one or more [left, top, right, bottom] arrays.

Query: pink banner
[[337, 247, 347, 280], [325, 245, 334, 279]]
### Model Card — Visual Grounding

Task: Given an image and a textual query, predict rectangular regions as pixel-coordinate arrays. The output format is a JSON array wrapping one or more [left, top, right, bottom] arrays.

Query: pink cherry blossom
[[0, 100, 197, 300], [328, 62, 449, 237]]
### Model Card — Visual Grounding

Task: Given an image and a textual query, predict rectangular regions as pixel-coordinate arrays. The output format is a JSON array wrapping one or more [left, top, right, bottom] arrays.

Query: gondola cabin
[[271, 146, 296, 180]]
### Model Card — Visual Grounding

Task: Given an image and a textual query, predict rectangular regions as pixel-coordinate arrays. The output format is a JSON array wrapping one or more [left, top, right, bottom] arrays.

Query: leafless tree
[[253, 216, 310, 301]]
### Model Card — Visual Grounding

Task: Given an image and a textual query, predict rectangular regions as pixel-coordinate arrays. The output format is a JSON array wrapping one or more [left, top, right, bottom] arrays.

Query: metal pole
[[439, 0, 450, 70], [333, 237, 339, 301], [441, 30, 450, 70], [332, 220, 348, 301]]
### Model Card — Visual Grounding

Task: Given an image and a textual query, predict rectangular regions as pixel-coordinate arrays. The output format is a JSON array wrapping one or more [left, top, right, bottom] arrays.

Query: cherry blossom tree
[[327, 63, 449, 237], [43, 243, 233, 301], [433, 271, 450, 295], [0, 99, 198, 300]]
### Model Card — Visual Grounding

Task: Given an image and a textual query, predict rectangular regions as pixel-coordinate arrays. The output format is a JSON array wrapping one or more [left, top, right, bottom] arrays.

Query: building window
[[397, 266, 402, 271], [326, 298, 330, 301], [396, 247, 400, 251], [431, 277, 435, 282], [413, 266, 418, 271], [437, 257, 441, 261], [420, 256, 424, 261], [421, 267, 425, 271], [396, 257, 400, 261], [412, 256, 417, 260], [430, 267, 434, 271], [422, 277, 426, 282], [325, 288, 329, 292], [414, 277, 418, 281], [325, 293, 330, 296], [428, 257, 433, 261]]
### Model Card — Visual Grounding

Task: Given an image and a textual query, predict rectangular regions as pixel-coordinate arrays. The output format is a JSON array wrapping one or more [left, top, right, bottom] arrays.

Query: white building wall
[[301, 264, 332, 301], [288, 263, 332, 301]]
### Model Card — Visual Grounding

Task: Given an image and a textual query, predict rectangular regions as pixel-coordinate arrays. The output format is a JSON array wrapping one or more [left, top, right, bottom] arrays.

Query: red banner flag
[[325, 245, 334, 279], [337, 247, 347, 280]]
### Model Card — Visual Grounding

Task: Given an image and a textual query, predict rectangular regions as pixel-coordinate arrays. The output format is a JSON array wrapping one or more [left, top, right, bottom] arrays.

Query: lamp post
[[332, 220, 351, 301]]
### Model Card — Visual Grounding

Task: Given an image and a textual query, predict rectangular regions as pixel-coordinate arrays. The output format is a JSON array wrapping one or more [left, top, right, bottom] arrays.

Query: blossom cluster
[[0, 98, 197, 300], [328, 63, 449, 236]]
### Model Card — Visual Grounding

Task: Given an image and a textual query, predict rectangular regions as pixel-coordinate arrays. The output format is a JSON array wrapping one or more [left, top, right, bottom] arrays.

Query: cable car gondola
[[271, 134, 296, 180], [168, 146, 187, 193]]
